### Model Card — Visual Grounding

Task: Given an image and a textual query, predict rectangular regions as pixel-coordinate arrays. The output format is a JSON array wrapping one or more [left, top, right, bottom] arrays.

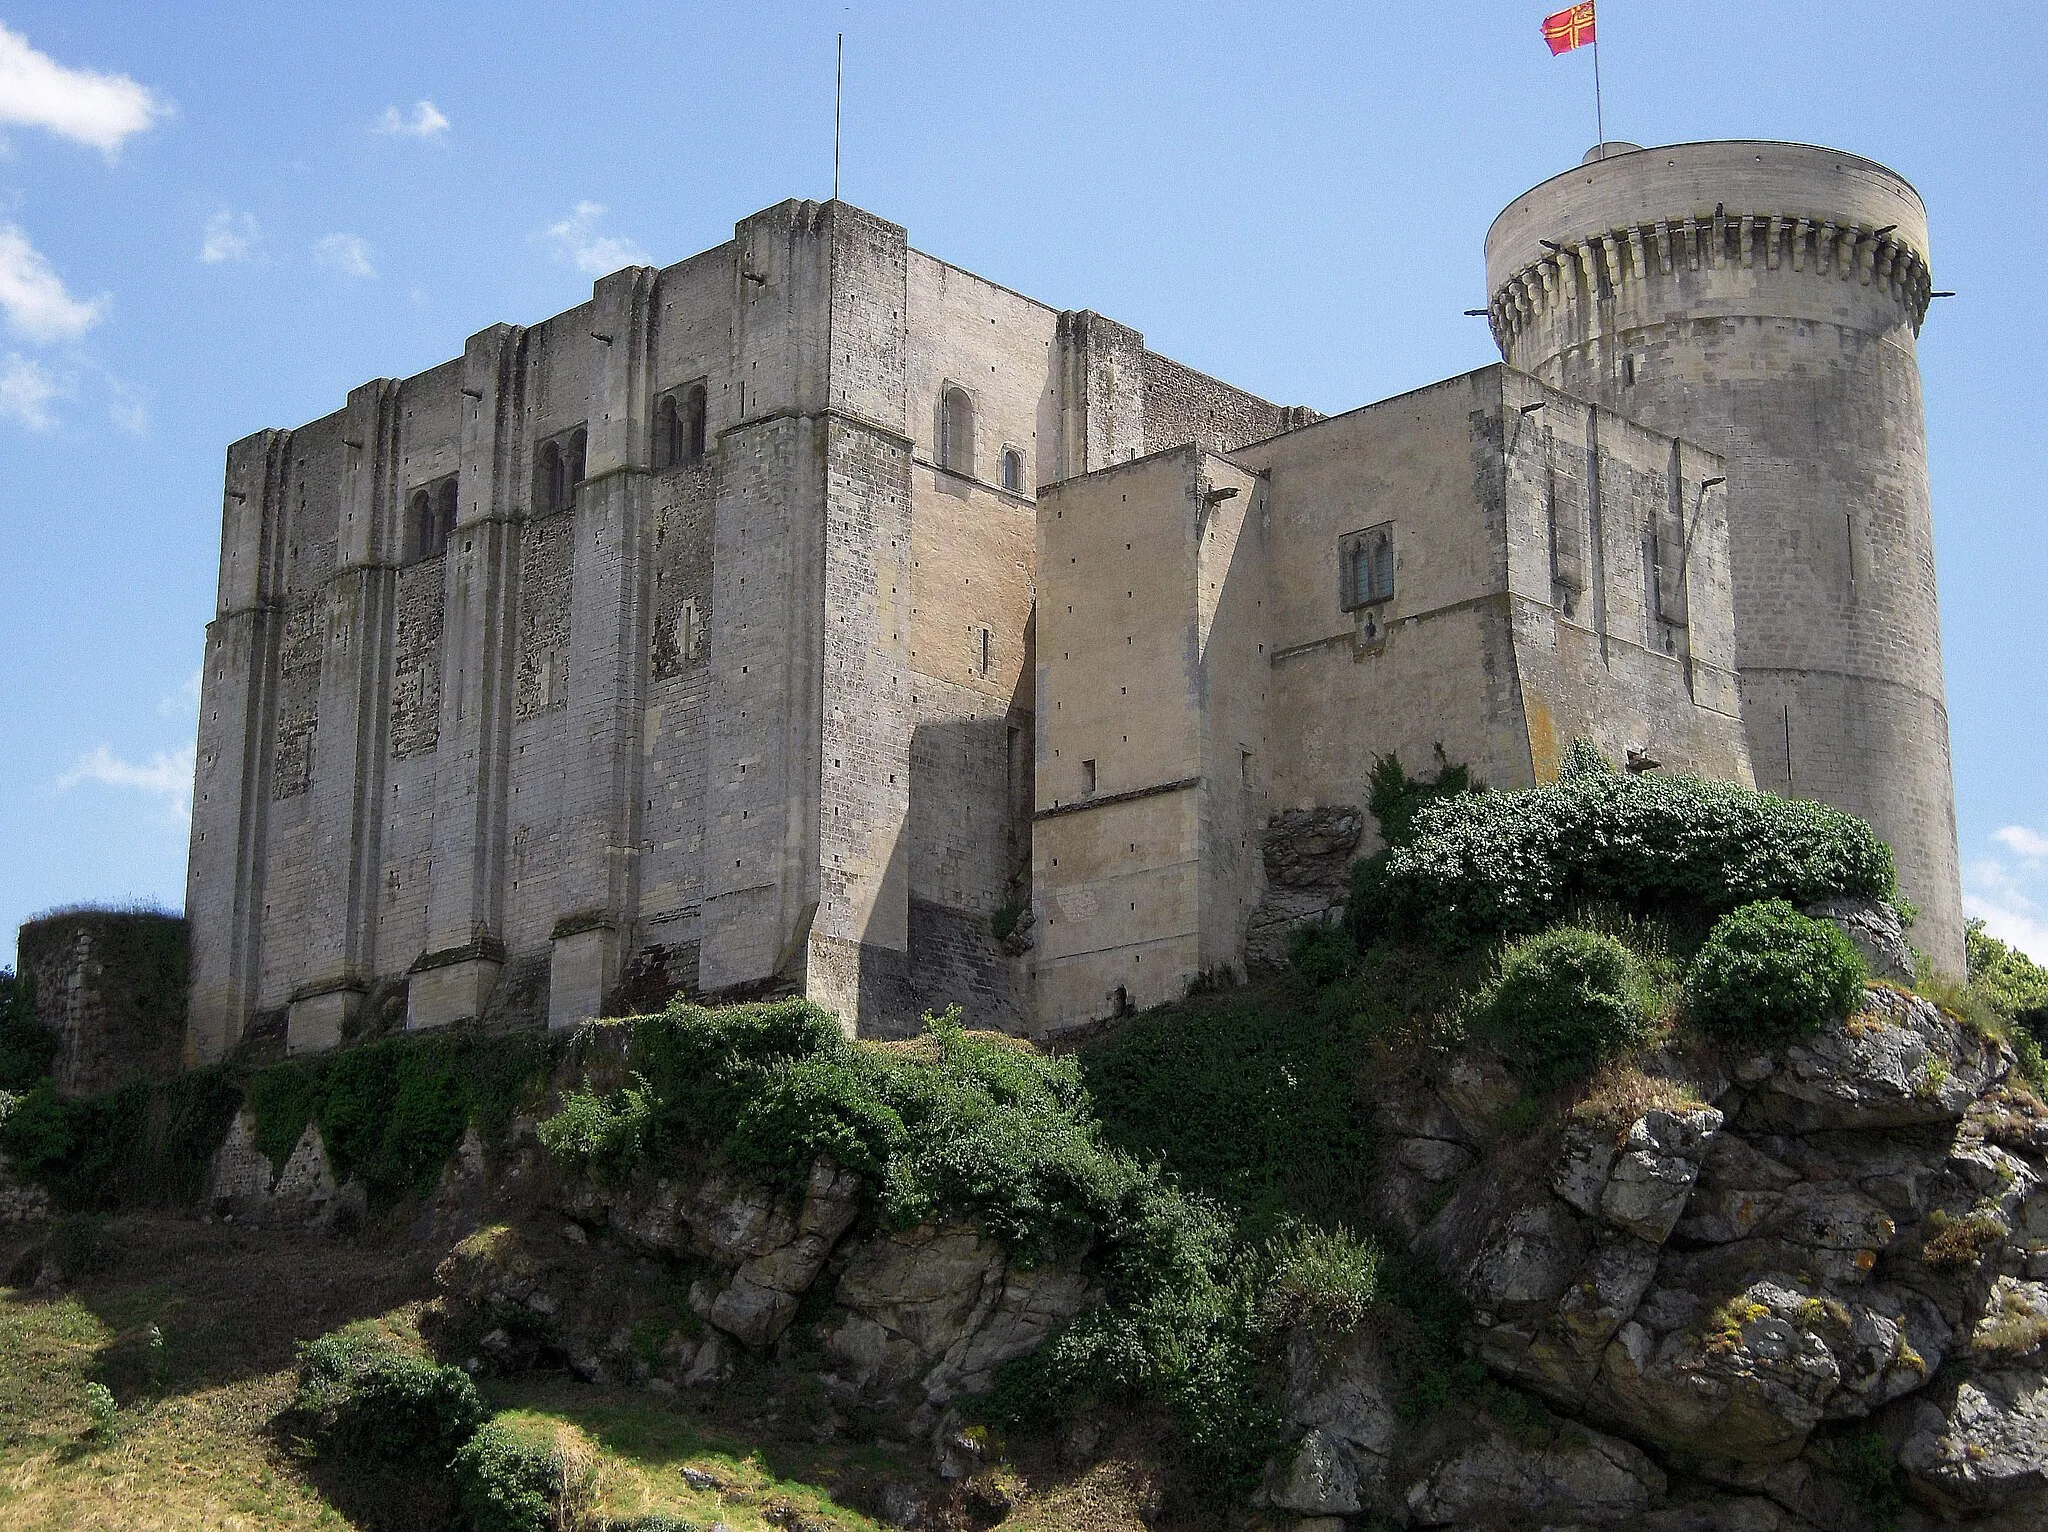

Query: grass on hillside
[[0, 1214, 1207, 1531]]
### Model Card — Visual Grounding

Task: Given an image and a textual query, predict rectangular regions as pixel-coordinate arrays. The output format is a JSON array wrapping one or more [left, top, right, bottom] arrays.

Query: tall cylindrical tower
[[1485, 141, 1962, 973]]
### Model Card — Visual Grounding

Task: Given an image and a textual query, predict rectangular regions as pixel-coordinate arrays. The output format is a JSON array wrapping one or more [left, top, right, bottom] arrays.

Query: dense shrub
[[552, 1001, 1146, 1266], [1367, 749, 1481, 849], [450, 1418, 561, 1532], [533, 1074, 652, 1183], [1479, 927, 1652, 1088], [1083, 984, 1379, 1239], [1967, 920, 2048, 1020], [1350, 745, 1895, 951], [0, 1069, 243, 1211], [291, 1330, 487, 1467], [1288, 923, 1353, 987], [1685, 900, 1867, 1041]]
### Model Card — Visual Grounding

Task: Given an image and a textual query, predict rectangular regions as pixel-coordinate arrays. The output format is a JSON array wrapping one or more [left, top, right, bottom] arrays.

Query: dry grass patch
[[1568, 1063, 1708, 1137]]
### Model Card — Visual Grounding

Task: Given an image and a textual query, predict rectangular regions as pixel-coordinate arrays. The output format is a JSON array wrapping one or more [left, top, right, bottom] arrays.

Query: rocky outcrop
[[1277, 985, 2048, 1530], [0, 1150, 51, 1226], [1245, 806, 1365, 969], [1805, 895, 1916, 985]]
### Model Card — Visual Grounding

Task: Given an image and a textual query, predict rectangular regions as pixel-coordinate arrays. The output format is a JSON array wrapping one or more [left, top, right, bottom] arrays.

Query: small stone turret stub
[[1483, 140, 1964, 974]]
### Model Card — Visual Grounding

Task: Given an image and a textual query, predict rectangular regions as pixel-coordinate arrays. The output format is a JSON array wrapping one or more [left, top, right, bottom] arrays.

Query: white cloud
[[1994, 824, 2048, 862], [200, 210, 257, 264], [0, 22, 166, 155], [57, 742, 196, 823], [0, 350, 58, 429], [315, 232, 376, 279], [1965, 851, 2048, 966], [541, 202, 650, 277], [376, 99, 449, 138], [0, 224, 106, 342]]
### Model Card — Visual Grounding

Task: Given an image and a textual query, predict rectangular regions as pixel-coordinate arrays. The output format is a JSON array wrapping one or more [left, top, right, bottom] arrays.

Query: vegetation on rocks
[[1350, 741, 1895, 952], [1684, 898, 1869, 1042], [1477, 926, 1654, 1088]]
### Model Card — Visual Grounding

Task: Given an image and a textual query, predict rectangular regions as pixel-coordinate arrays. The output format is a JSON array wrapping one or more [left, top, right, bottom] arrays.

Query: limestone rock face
[[1804, 895, 1916, 984], [1307, 986, 2048, 1529]]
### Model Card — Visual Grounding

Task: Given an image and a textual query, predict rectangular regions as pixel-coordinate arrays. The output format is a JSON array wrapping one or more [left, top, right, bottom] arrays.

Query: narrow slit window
[[1000, 447, 1024, 493], [1081, 758, 1097, 794]]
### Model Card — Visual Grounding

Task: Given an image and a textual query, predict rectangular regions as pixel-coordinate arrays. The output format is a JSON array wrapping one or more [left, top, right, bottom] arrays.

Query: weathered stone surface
[[0, 1151, 51, 1226], [1804, 896, 1916, 984], [1244, 807, 1366, 971], [1600, 1107, 1724, 1242], [706, 1159, 864, 1346], [1742, 989, 2004, 1134], [1269, 1428, 1361, 1517], [1894, 1359, 2048, 1516], [1554, 1126, 1619, 1217], [1403, 1420, 1665, 1526]]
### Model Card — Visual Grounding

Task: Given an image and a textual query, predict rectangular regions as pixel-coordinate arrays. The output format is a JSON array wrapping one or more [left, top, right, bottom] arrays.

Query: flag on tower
[[1542, 2, 1596, 55]]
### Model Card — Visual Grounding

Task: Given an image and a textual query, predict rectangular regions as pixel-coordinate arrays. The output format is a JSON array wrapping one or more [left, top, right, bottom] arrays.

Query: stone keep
[[183, 199, 1302, 1062], [183, 140, 1970, 1057], [1485, 141, 1963, 972]]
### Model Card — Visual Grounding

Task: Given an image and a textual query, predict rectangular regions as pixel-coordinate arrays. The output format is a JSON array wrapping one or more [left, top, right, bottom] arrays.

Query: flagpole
[[1591, 10, 1606, 158], [833, 32, 844, 201]]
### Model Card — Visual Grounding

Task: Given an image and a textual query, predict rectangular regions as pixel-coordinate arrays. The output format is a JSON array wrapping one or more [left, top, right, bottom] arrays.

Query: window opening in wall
[[1240, 748, 1254, 788], [1338, 522, 1395, 610], [685, 384, 707, 461], [537, 440, 565, 513], [410, 489, 435, 560], [940, 387, 974, 477], [435, 478, 458, 552], [1622, 354, 1637, 386], [654, 393, 680, 469], [977, 626, 993, 676], [1000, 446, 1024, 493], [535, 427, 588, 513], [1081, 758, 1096, 794]]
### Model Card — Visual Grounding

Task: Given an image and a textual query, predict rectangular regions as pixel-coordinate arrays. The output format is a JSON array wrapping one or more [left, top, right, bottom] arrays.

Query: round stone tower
[[1485, 140, 1963, 973]]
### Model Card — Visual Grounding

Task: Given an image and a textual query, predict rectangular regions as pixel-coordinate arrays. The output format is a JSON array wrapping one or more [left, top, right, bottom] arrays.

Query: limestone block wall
[[1484, 141, 1961, 970], [184, 193, 1300, 1059], [1035, 448, 1262, 1030]]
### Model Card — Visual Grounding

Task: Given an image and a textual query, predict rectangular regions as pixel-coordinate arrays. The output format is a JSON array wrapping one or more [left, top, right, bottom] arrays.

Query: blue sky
[[1, 0, 2042, 961]]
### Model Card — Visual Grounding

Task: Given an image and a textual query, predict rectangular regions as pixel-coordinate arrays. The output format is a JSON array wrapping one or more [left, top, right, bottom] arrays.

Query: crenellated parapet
[[1487, 212, 1934, 355]]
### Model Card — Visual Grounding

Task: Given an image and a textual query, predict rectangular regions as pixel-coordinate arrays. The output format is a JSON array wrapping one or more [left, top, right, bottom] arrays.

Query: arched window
[[1339, 522, 1395, 610], [566, 428, 587, 491], [537, 441, 564, 514], [654, 394, 680, 470], [1000, 447, 1024, 494], [684, 384, 707, 462], [940, 387, 974, 477], [411, 490, 435, 560], [435, 479, 458, 554]]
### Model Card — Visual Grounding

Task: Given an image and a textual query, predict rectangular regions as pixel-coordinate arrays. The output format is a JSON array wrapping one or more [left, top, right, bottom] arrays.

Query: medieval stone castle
[[182, 139, 1963, 1061]]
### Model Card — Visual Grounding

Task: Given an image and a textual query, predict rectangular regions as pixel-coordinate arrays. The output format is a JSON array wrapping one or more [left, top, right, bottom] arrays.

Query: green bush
[[0, 969, 56, 1092], [291, 1331, 487, 1467], [1479, 927, 1652, 1088], [560, 1001, 1142, 1267], [1258, 1224, 1382, 1334], [1967, 920, 2048, 1019], [534, 1075, 653, 1182], [1350, 747, 1895, 952], [1288, 923, 1353, 987], [0, 1070, 243, 1212], [245, 1028, 557, 1202], [450, 1418, 560, 1532], [1367, 749, 1481, 849], [1685, 900, 1867, 1042]]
